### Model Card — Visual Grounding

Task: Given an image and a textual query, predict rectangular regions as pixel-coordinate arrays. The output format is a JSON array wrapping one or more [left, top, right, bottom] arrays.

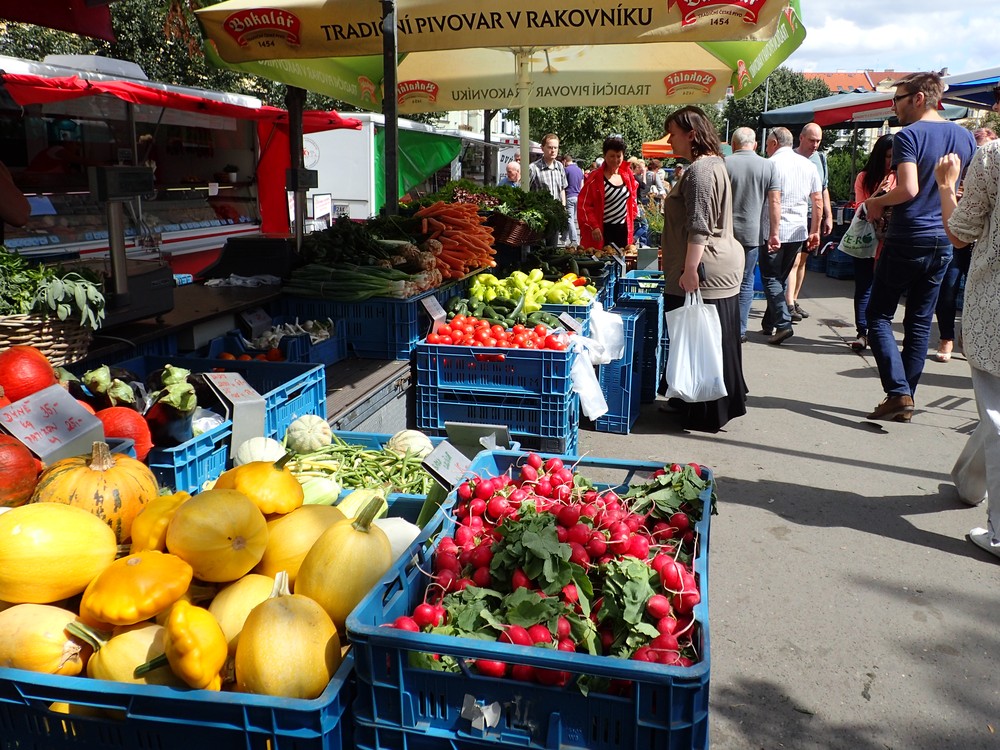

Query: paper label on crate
[[421, 440, 471, 490], [203, 372, 266, 460], [557, 312, 584, 334], [239, 307, 272, 339], [0, 385, 104, 464], [420, 295, 447, 334], [461, 695, 501, 730]]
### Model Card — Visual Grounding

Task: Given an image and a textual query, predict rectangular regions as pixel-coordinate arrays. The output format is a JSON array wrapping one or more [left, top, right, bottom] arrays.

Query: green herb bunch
[[0, 247, 105, 329]]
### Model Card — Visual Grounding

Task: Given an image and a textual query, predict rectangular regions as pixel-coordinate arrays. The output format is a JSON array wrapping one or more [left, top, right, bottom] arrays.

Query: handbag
[[837, 203, 877, 259], [664, 291, 727, 403]]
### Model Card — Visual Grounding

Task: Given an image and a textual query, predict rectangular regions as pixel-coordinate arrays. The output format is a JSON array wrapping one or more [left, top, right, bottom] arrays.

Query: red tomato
[[475, 318, 490, 329], [437, 325, 453, 337], [533, 324, 549, 338], [463, 324, 475, 335], [474, 328, 492, 343], [512, 333, 529, 348], [427, 333, 443, 344], [490, 324, 506, 338], [450, 331, 466, 344], [451, 315, 467, 328], [486, 337, 498, 347], [512, 324, 527, 334], [545, 334, 568, 351], [522, 338, 537, 349]]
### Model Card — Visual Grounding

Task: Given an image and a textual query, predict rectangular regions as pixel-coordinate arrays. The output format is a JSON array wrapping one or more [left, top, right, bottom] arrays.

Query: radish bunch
[[390, 453, 711, 690]]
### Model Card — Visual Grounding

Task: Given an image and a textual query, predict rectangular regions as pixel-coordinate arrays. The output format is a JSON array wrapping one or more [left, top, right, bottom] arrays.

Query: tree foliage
[[722, 66, 830, 142], [524, 105, 676, 165]]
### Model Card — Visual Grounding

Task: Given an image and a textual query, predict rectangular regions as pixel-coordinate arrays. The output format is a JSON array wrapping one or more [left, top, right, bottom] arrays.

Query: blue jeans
[[935, 244, 971, 341], [634, 215, 649, 246], [565, 195, 580, 245], [759, 242, 802, 332], [738, 244, 761, 338], [867, 238, 953, 398], [853, 256, 875, 337]]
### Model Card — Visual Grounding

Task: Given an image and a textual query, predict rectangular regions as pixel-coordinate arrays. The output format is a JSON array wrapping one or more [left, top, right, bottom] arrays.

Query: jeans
[[867, 238, 953, 398], [853, 256, 875, 338], [738, 244, 761, 338], [935, 244, 972, 341], [565, 195, 580, 246], [634, 216, 649, 246], [758, 241, 802, 332]]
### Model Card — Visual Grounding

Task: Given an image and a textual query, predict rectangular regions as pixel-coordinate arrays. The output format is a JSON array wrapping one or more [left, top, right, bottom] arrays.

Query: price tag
[[444, 422, 513, 459], [421, 440, 472, 490], [0, 385, 103, 464], [420, 295, 447, 335], [558, 312, 584, 334], [203, 372, 266, 460]]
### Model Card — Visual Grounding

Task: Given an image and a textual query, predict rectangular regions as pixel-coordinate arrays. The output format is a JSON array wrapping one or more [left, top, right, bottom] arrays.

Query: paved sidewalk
[[580, 270, 999, 749]]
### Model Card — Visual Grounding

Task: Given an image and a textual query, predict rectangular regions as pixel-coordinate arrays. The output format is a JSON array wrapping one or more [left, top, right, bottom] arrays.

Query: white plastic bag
[[664, 291, 727, 403], [569, 338, 609, 419], [837, 205, 877, 259], [588, 300, 625, 363]]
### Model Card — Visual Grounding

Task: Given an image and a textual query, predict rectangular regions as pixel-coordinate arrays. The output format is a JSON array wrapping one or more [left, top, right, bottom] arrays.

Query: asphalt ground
[[578, 269, 999, 750]]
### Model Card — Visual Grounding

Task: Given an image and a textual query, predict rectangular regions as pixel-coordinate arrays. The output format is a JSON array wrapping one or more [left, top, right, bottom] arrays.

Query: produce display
[[425, 314, 573, 351], [413, 201, 496, 279], [422, 179, 569, 236], [0, 247, 105, 330], [511, 247, 616, 287], [387, 456, 712, 690], [216, 318, 338, 361]]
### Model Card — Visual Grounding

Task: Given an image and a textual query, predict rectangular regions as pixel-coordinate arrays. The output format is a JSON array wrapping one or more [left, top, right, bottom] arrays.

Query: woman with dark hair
[[850, 133, 896, 352], [577, 136, 639, 250], [659, 105, 747, 432]]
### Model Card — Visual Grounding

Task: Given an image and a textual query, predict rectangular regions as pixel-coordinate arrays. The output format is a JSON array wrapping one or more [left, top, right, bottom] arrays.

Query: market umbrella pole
[[382, 0, 399, 215], [285, 85, 306, 250], [517, 51, 530, 193]]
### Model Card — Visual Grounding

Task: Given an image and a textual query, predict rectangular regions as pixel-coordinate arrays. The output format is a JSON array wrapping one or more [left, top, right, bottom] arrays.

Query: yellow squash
[[79, 550, 193, 626], [208, 574, 275, 656], [213, 454, 304, 515], [295, 498, 393, 632], [235, 572, 342, 699], [31, 441, 159, 544], [165, 489, 268, 582], [254, 505, 345, 585], [0, 503, 117, 604], [0, 604, 88, 675], [136, 600, 227, 691], [66, 621, 186, 687], [129, 491, 190, 553]]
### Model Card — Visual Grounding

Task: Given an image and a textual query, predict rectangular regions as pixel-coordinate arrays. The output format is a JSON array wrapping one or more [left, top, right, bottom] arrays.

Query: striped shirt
[[603, 179, 628, 224], [528, 159, 567, 202], [768, 146, 821, 243]]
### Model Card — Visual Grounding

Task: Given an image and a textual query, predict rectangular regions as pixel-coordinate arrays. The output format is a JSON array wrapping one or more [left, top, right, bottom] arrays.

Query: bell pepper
[[527, 268, 544, 283], [561, 272, 579, 283], [136, 600, 227, 690], [80, 550, 194, 626], [213, 454, 304, 515], [546, 287, 570, 304], [478, 273, 499, 286], [572, 277, 588, 287], [130, 492, 191, 554]]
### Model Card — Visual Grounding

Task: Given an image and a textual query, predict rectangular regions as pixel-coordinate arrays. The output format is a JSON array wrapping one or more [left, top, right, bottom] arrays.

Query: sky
[[784, 0, 997, 77]]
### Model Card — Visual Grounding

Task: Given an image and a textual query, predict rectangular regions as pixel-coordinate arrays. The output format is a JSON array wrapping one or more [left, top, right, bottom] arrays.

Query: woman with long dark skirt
[[659, 106, 747, 432]]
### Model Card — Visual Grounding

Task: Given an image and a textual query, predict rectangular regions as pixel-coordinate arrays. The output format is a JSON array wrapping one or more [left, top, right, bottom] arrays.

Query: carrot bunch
[[416, 201, 497, 280]]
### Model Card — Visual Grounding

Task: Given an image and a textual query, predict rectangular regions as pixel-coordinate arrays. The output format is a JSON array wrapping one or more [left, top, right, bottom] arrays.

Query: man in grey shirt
[[726, 127, 781, 341], [528, 133, 567, 246]]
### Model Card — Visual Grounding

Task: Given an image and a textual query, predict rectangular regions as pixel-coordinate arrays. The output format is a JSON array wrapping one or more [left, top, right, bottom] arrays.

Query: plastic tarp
[[761, 91, 968, 130], [642, 135, 675, 159], [0, 0, 116, 42], [372, 127, 461, 216]]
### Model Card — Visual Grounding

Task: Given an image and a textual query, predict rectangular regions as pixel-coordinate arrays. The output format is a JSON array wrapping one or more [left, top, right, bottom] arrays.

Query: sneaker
[[968, 527, 1000, 559], [768, 328, 793, 346], [740, 334, 748, 344], [866, 394, 914, 422], [794, 302, 810, 319]]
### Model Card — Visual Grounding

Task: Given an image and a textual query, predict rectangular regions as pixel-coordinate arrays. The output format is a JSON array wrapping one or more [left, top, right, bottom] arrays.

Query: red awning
[[0, 1, 116, 43]]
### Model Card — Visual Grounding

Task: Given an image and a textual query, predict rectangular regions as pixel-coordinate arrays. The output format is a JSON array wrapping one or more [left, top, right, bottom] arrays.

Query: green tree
[[826, 140, 868, 203], [722, 66, 830, 140], [524, 105, 677, 165]]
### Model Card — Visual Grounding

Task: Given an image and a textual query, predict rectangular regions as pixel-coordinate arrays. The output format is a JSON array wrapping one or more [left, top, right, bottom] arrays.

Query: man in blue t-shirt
[[863, 72, 977, 423]]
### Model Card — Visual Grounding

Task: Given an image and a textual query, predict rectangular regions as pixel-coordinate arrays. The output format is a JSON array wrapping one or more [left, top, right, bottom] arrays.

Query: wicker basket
[[0, 314, 93, 367], [486, 212, 543, 247]]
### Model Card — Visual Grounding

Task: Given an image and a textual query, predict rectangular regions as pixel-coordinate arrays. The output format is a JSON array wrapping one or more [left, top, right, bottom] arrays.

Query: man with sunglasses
[[862, 72, 976, 423]]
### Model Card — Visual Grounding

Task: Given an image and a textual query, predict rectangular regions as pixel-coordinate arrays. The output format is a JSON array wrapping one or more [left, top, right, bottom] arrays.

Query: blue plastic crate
[[752, 263, 766, 300], [280, 285, 460, 360], [614, 293, 664, 404], [805, 252, 828, 273], [414, 343, 576, 397], [825, 248, 855, 280], [204, 318, 347, 366], [111, 356, 326, 492], [616, 269, 665, 301], [540, 301, 592, 337], [596, 307, 645, 434], [415, 388, 579, 449], [0, 652, 356, 750], [347, 451, 712, 750]]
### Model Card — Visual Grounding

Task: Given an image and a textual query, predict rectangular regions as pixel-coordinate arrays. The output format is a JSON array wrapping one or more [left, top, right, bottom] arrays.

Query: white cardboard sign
[[0, 385, 104, 464]]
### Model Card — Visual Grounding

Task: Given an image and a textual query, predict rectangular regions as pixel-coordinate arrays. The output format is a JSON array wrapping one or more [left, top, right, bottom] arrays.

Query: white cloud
[[786, 1, 996, 76]]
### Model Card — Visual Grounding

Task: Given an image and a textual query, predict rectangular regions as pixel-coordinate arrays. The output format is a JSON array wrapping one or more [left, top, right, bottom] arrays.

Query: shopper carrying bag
[[664, 290, 728, 403], [837, 203, 878, 259]]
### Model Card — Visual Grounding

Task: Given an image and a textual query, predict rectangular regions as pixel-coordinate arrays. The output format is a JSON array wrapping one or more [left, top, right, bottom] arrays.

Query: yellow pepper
[[214, 455, 303, 515], [561, 272, 579, 282], [140, 600, 227, 691], [130, 491, 191, 553], [80, 550, 194, 626]]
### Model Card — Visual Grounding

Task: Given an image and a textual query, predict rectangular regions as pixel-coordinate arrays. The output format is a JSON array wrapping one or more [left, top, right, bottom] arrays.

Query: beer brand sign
[[668, 0, 767, 27], [397, 80, 439, 105], [223, 8, 302, 48], [664, 70, 717, 96], [358, 76, 378, 104]]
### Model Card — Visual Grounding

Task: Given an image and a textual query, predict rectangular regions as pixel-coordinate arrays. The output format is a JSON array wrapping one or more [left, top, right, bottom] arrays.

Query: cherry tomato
[[512, 324, 527, 334], [533, 324, 549, 338], [451, 315, 467, 328], [490, 324, 506, 338], [450, 331, 466, 344], [512, 333, 528, 348], [427, 333, 443, 344], [522, 338, 536, 349], [545, 334, 568, 351], [463, 324, 475, 335], [474, 328, 493, 343]]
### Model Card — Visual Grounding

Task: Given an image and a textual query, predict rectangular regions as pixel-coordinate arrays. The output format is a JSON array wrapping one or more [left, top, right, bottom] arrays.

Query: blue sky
[[786, 1, 996, 77]]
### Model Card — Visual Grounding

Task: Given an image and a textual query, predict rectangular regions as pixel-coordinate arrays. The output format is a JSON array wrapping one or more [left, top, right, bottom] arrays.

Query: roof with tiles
[[802, 71, 917, 92]]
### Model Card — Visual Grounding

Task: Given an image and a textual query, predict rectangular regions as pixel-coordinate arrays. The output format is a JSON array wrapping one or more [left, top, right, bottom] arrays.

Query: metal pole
[[285, 86, 306, 251], [381, 0, 399, 215], [517, 51, 531, 192], [483, 109, 494, 186], [760, 77, 770, 155]]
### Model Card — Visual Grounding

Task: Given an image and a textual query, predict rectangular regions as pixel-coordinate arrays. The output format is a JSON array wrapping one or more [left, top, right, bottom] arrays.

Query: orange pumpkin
[[0, 345, 57, 402], [31, 441, 159, 543]]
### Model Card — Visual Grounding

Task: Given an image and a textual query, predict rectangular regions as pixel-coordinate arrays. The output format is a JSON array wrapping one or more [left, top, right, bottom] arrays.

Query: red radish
[[511, 568, 533, 590], [661, 651, 684, 666], [508, 488, 527, 506], [669, 512, 690, 532], [453, 577, 474, 592], [393, 616, 419, 631], [669, 463, 683, 473], [469, 544, 493, 569], [567, 523, 591, 546], [457, 482, 473, 501], [554, 467, 574, 486], [646, 594, 671, 620], [486, 496, 510, 519], [469, 497, 487, 515], [557, 505, 581, 528], [527, 624, 552, 644], [433, 552, 461, 574], [472, 566, 492, 587], [473, 479, 495, 501], [561, 583, 578, 605], [525, 452, 543, 470], [650, 468, 666, 478], [467, 516, 484, 532], [660, 560, 686, 592], [556, 616, 571, 639], [568, 542, 589, 567], [0, 346, 56, 402], [632, 646, 657, 662], [535, 478, 553, 497], [580, 502, 598, 519], [499, 625, 532, 646], [650, 553, 672, 576], [672, 587, 701, 614], [412, 603, 440, 629], [520, 464, 538, 483], [551, 484, 571, 503], [434, 569, 457, 592], [687, 462, 702, 476], [556, 525, 569, 543], [651, 633, 679, 652], [678, 656, 694, 667], [625, 535, 650, 559], [557, 638, 576, 652], [599, 628, 615, 652], [433, 603, 447, 623], [657, 616, 680, 635], [475, 660, 507, 677], [510, 664, 535, 682], [586, 533, 607, 558], [652, 521, 675, 540], [534, 668, 569, 687], [454, 525, 475, 547], [543, 457, 564, 473], [624, 514, 643, 533], [438, 537, 458, 555]]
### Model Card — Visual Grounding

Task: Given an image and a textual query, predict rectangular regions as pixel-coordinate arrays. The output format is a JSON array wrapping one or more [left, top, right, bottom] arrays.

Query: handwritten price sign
[[203, 372, 266, 461], [0, 385, 103, 463], [204, 372, 263, 403]]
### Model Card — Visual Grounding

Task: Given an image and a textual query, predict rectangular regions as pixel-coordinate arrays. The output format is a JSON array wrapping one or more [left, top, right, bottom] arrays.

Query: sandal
[[934, 340, 954, 362], [850, 335, 867, 352]]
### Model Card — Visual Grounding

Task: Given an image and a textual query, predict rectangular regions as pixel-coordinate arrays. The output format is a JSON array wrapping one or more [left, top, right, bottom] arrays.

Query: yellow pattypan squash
[[80, 550, 193, 626], [213, 454, 304, 515], [137, 600, 227, 691], [130, 491, 191, 554]]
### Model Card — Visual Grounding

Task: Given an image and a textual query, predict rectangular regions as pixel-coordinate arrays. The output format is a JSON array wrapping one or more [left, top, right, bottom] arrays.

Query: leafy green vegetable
[[0, 248, 105, 329], [489, 507, 575, 595], [623, 465, 715, 521]]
